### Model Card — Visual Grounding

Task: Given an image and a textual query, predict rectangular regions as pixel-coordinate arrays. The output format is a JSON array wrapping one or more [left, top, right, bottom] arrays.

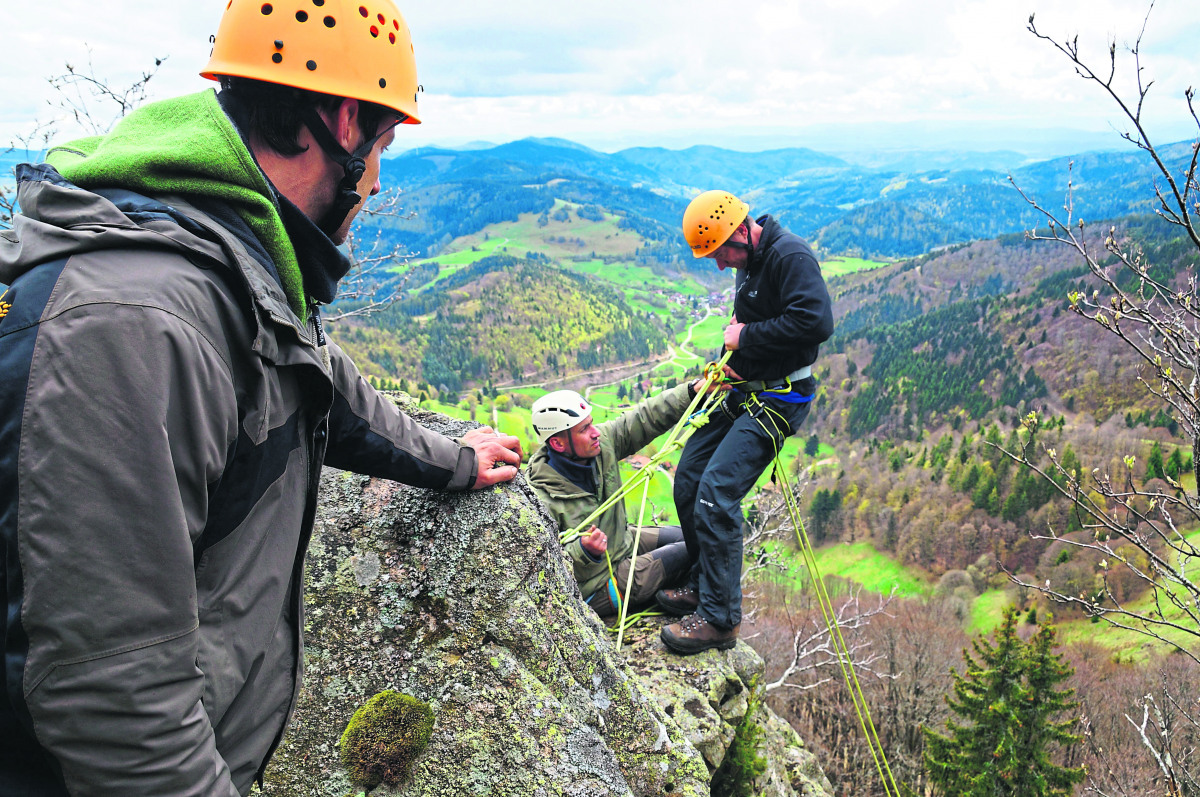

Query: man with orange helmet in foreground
[[0, 2, 520, 793], [658, 191, 833, 655]]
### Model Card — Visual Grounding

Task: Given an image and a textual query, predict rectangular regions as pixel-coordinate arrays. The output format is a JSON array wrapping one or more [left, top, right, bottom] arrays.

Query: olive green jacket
[[527, 384, 691, 598]]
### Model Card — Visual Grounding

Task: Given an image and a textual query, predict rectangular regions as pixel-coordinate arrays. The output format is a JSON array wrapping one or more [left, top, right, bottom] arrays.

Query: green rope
[[742, 393, 901, 797], [559, 351, 733, 546], [615, 476, 653, 652], [605, 607, 665, 636]]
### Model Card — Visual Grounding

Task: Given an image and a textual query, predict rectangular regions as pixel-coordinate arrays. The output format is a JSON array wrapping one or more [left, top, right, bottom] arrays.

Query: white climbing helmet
[[531, 390, 591, 443]]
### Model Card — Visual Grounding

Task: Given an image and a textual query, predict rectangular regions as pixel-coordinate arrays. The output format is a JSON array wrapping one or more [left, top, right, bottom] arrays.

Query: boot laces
[[681, 614, 707, 631]]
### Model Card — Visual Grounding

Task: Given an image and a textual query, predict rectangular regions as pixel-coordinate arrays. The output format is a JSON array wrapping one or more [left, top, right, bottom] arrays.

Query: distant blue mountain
[[613, 145, 848, 194], [374, 136, 1189, 260]]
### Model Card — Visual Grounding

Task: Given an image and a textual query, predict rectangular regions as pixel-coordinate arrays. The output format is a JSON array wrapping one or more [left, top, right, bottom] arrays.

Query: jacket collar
[[527, 447, 595, 499], [545, 447, 597, 494]]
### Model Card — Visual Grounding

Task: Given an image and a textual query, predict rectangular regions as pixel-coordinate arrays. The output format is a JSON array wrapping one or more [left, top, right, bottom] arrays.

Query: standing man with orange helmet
[[0, 2, 520, 794], [658, 191, 833, 655]]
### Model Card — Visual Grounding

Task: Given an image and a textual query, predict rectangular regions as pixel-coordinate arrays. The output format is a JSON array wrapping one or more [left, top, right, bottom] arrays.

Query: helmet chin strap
[[723, 218, 756, 268], [555, 430, 588, 462], [298, 105, 403, 238]]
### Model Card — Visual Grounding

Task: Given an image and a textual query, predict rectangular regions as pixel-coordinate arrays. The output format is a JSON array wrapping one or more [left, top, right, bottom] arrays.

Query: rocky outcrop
[[261, 408, 831, 797], [623, 634, 832, 797]]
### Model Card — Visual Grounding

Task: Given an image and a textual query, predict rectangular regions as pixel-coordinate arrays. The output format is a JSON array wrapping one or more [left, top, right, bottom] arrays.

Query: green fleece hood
[[45, 89, 308, 318]]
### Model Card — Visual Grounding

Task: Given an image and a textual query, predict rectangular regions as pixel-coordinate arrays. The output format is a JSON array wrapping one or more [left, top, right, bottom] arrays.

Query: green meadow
[[757, 540, 932, 599], [820, 256, 891, 278], [968, 589, 1015, 633]]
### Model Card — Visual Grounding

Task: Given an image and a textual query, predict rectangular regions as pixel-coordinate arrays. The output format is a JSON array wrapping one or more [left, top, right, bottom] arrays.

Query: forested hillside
[[797, 212, 1185, 594], [332, 254, 671, 395]]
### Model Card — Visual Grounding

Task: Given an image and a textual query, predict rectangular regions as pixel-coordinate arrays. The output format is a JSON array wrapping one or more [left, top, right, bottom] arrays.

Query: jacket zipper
[[255, 311, 331, 787]]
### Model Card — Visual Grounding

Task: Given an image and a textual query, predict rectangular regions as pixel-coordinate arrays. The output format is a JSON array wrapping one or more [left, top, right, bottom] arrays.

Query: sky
[[4, 1, 1199, 159]]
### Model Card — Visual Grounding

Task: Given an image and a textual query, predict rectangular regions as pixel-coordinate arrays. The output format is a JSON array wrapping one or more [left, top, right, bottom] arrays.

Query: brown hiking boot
[[660, 614, 739, 655], [655, 587, 699, 616]]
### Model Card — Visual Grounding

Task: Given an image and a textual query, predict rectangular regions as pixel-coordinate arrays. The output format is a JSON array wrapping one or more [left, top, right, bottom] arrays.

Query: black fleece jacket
[[728, 214, 834, 381]]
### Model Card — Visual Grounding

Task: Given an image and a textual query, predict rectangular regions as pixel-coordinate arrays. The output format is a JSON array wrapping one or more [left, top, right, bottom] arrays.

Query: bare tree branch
[[47, 49, 166, 138], [1010, 10, 1200, 790], [762, 588, 896, 694], [325, 191, 419, 321], [2, 53, 166, 232]]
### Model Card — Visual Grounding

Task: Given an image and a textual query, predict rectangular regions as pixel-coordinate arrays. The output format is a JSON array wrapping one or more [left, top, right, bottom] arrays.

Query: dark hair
[[218, 76, 394, 156]]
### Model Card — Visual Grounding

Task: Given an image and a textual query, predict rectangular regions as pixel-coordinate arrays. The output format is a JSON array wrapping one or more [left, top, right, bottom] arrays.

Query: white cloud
[[2, 0, 1197, 155]]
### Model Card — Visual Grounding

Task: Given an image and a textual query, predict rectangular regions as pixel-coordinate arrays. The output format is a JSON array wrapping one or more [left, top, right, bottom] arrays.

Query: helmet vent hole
[[393, 19, 399, 29], [370, 25, 379, 36], [295, 10, 308, 21], [274, 39, 284, 49], [379, 78, 386, 87], [272, 52, 283, 63], [306, 59, 317, 70], [312, 0, 324, 5], [377, 13, 385, 23], [261, 3, 273, 14], [323, 15, 335, 26], [389, 31, 396, 43], [358, 5, 368, 17]]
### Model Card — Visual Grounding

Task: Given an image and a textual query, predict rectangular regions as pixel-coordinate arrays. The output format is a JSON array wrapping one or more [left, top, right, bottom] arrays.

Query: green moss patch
[[339, 690, 435, 789]]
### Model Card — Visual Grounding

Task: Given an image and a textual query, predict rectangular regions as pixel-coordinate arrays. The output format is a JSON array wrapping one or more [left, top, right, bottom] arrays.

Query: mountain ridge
[[372, 135, 1181, 261]]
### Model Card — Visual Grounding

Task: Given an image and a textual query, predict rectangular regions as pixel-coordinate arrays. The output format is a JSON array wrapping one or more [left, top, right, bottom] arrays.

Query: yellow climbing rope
[[744, 395, 901, 797]]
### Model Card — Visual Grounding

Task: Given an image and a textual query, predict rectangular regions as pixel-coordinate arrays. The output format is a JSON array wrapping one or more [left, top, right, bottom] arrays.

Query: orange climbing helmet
[[682, 190, 750, 258], [201, 0, 421, 123]]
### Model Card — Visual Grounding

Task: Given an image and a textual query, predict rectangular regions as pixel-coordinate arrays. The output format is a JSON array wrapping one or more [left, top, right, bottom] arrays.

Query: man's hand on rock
[[462, 426, 523, 489]]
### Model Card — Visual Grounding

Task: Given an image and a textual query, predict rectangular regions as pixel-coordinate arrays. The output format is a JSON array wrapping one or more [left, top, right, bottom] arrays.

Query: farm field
[[820, 256, 891, 278], [757, 540, 933, 600], [404, 200, 656, 288]]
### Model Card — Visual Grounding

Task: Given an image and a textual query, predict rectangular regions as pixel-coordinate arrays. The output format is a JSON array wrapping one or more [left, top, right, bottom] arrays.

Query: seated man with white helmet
[[527, 385, 705, 617]]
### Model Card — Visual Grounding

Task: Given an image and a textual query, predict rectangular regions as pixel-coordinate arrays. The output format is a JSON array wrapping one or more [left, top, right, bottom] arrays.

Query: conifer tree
[[1146, 441, 1166, 482], [804, 433, 820, 457], [1166, 446, 1185, 481], [1019, 622, 1087, 796], [923, 607, 1083, 797]]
